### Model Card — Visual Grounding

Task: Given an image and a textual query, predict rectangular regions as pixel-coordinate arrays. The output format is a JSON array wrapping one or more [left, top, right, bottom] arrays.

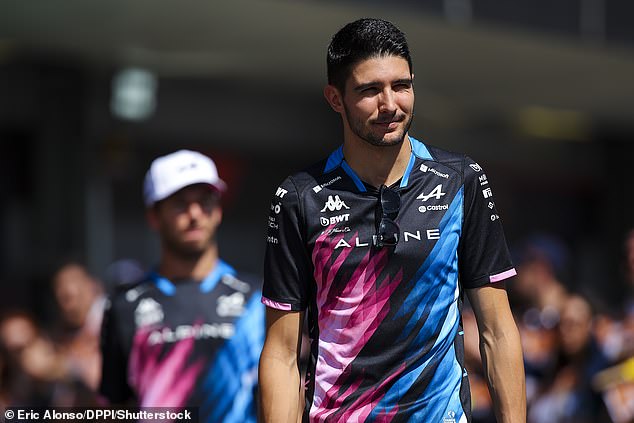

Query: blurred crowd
[[1, 231, 633, 422], [0, 259, 144, 410], [466, 230, 634, 423]]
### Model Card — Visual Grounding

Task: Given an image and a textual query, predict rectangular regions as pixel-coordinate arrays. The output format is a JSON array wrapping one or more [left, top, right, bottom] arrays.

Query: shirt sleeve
[[99, 297, 134, 404], [262, 177, 312, 311], [458, 156, 516, 289]]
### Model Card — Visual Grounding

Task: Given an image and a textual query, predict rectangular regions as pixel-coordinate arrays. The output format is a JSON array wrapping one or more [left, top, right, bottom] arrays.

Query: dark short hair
[[327, 18, 412, 93]]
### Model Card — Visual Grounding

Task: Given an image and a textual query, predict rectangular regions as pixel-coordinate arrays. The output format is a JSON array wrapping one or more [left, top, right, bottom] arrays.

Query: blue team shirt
[[263, 137, 516, 422], [100, 260, 264, 423]]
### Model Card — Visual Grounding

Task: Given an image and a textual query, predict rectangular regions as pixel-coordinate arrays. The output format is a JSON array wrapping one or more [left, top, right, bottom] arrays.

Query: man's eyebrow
[[394, 78, 413, 85]]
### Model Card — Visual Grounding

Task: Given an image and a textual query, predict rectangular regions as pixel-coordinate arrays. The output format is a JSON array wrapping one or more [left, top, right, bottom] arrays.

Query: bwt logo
[[320, 214, 350, 227], [320, 195, 350, 212]]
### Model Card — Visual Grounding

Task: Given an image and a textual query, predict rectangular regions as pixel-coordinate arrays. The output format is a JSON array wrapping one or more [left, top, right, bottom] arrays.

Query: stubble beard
[[162, 226, 215, 261], [344, 103, 413, 148]]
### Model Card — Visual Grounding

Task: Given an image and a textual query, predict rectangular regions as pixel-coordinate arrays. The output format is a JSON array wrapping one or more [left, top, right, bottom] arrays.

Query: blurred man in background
[[52, 261, 105, 391], [0, 310, 88, 408], [99, 150, 264, 422], [528, 294, 610, 423]]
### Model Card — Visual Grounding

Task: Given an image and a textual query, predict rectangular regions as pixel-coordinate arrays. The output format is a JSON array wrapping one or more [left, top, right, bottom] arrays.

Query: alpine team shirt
[[263, 137, 516, 423], [100, 260, 265, 423]]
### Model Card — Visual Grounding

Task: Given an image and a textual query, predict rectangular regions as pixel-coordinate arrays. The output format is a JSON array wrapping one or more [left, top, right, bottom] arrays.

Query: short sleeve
[[99, 298, 134, 404], [262, 177, 312, 311], [458, 157, 516, 289]]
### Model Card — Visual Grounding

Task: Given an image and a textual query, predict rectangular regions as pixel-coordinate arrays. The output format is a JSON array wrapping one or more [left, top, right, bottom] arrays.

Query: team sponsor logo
[[268, 216, 279, 230], [267, 236, 279, 245], [221, 275, 251, 293], [479, 174, 488, 186], [488, 201, 495, 209], [419, 204, 449, 213], [490, 214, 500, 221], [125, 285, 151, 302], [313, 176, 342, 193], [270, 202, 281, 215], [217, 292, 245, 317], [426, 229, 441, 240], [275, 187, 288, 198], [420, 163, 449, 179], [417, 184, 446, 202], [482, 188, 493, 198], [470, 163, 482, 172], [320, 195, 350, 212], [321, 226, 351, 236], [148, 323, 235, 345], [444, 411, 457, 423], [134, 298, 164, 327], [334, 228, 441, 249], [320, 213, 350, 227]]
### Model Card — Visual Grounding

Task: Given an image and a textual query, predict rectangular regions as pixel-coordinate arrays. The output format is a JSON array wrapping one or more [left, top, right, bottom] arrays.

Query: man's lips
[[373, 120, 402, 131], [373, 114, 405, 126]]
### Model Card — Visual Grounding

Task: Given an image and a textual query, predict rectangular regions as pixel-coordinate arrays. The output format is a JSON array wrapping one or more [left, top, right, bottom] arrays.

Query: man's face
[[558, 296, 593, 356], [340, 55, 414, 147], [53, 264, 97, 329], [149, 184, 222, 258]]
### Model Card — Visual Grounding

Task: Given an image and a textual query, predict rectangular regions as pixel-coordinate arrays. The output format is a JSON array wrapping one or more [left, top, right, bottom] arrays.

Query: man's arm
[[466, 282, 526, 423], [259, 307, 304, 423]]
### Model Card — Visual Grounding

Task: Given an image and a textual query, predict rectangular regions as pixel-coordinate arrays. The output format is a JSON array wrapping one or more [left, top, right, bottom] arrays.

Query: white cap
[[143, 150, 227, 207]]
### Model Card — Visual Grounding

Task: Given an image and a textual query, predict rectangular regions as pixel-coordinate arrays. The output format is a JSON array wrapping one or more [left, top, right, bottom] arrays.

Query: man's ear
[[324, 84, 344, 113]]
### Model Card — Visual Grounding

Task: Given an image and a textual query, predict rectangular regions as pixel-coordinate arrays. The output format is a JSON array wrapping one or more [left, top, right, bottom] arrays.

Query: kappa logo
[[134, 298, 164, 327], [217, 292, 245, 317], [417, 184, 446, 202], [320, 195, 350, 212]]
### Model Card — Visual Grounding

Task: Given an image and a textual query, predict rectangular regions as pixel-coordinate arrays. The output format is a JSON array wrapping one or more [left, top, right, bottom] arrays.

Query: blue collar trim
[[409, 136, 432, 160], [149, 259, 236, 296], [401, 137, 432, 187], [323, 146, 367, 192], [323, 137, 431, 191]]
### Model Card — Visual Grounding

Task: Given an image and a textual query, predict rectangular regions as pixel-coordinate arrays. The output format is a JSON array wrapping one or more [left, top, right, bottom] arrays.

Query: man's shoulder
[[221, 269, 262, 297], [419, 140, 466, 168], [106, 276, 157, 312], [276, 157, 334, 197]]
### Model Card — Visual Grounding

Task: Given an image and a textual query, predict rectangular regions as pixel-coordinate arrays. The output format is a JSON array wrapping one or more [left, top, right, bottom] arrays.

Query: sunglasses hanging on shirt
[[373, 185, 401, 248]]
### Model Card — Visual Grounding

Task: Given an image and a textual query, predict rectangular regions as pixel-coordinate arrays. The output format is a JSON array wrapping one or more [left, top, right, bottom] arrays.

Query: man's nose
[[378, 89, 397, 113], [187, 201, 204, 218]]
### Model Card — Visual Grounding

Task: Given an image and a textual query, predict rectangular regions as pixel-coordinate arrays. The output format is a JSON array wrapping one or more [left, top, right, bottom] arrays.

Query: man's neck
[[342, 134, 412, 188], [158, 244, 219, 282]]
